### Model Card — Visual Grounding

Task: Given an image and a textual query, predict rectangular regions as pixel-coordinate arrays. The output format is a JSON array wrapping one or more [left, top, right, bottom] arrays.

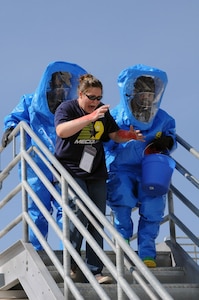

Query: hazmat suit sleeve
[[3, 94, 32, 130], [1, 94, 32, 147]]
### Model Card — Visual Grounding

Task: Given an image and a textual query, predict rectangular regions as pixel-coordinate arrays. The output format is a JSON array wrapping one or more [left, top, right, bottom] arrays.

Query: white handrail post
[[20, 124, 29, 243], [61, 175, 70, 298], [168, 188, 176, 242], [115, 240, 125, 300]]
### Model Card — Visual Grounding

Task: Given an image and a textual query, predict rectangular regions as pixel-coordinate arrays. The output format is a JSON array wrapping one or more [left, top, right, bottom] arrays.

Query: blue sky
[[0, 1, 199, 250]]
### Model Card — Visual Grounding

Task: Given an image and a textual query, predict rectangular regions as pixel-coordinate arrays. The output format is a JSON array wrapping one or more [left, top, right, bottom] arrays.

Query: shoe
[[95, 273, 113, 284], [143, 257, 157, 268], [70, 269, 76, 279], [124, 239, 130, 244]]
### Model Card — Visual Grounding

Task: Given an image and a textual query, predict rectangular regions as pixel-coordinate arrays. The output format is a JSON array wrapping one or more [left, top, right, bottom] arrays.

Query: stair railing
[[0, 121, 175, 300], [175, 236, 199, 264], [0, 122, 198, 300], [168, 134, 199, 250]]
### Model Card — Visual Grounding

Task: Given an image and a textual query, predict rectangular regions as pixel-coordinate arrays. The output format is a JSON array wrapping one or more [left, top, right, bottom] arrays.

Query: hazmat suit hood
[[30, 61, 87, 118], [117, 64, 168, 130], [29, 61, 87, 152]]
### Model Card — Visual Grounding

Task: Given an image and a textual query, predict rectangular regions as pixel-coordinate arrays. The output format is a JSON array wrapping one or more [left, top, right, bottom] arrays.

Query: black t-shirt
[[54, 99, 119, 179]]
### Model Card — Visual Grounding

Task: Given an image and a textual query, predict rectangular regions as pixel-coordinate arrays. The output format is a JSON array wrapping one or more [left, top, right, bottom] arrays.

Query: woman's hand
[[89, 105, 110, 122]]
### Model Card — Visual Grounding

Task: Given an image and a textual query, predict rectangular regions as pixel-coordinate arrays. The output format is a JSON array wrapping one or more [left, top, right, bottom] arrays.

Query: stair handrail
[[176, 133, 199, 159], [166, 134, 199, 251]]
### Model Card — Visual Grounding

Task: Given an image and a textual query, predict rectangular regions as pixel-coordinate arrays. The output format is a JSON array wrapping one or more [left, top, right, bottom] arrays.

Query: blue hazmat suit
[[104, 64, 177, 260], [2, 61, 87, 250]]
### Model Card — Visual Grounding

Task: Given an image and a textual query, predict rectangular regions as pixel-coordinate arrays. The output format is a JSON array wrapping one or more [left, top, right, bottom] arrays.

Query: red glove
[[117, 125, 145, 142], [117, 129, 137, 140]]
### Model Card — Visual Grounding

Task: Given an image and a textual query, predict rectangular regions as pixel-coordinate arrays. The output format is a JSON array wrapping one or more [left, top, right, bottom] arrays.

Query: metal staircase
[[0, 121, 199, 299]]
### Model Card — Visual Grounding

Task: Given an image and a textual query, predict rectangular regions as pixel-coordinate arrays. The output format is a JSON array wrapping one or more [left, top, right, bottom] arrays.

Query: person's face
[[135, 92, 155, 109], [130, 92, 157, 123], [78, 87, 102, 113], [54, 75, 63, 88]]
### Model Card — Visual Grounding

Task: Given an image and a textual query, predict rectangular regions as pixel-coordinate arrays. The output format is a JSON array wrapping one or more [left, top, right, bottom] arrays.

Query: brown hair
[[78, 74, 103, 94]]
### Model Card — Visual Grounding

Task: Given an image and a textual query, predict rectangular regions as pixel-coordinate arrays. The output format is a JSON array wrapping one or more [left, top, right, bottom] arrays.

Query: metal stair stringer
[[0, 240, 64, 300], [166, 239, 199, 283]]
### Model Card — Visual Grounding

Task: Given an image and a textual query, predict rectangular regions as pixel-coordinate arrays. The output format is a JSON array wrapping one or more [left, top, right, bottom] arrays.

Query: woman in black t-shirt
[[54, 74, 144, 284]]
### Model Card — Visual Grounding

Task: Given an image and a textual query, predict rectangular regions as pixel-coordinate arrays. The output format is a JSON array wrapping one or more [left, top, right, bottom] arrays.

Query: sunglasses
[[85, 93, 103, 101]]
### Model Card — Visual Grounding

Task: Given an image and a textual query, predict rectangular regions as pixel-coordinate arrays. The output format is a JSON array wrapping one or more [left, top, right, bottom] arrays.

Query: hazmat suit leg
[[28, 198, 52, 250], [26, 159, 54, 250], [52, 181, 63, 230], [137, 189, 166, 259], [107, 172, 138, 239], [111, 206, 133, 239], [52, 182, 75, 250]]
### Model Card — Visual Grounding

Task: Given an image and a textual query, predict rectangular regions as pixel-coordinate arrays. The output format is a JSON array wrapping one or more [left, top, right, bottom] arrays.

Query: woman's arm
[[56, 104, 110, 138]]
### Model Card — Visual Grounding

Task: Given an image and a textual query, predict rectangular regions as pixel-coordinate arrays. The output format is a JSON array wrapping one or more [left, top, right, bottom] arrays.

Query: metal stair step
[[58, 282, 199, 300], [38, 250, 173, 267], [124, 266, 186, 284], [42, 249, 199, 299], [48, 264, 187, 285]]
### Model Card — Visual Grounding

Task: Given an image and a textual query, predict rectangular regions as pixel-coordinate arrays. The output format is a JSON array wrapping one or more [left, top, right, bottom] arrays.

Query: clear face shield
[[126, 75, 163, 124], [47, 71, 72, 114], [130, 91, 159, 123]]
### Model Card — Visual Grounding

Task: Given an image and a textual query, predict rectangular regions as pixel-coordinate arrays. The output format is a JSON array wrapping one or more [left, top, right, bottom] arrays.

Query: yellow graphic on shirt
[[74, 121, 104, 144]]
